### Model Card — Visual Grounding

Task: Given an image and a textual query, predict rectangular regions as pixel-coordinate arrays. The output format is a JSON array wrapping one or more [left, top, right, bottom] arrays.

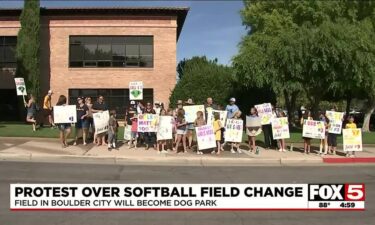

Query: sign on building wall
[[302, 120, 325, 139], [225, 119, 243, 143], [196, 125, 216, 150], [255, 103, 273, 125], [93, 110, 109, 134], [53, 105, 77, 124], [129, 81, 143, 100], [14, 78, 27, 96], [272, 117, 290, 140], [343, 128, 362, 152]]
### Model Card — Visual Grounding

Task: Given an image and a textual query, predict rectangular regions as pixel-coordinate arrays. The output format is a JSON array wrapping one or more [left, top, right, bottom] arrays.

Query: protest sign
[[14, 78, 27, 96], [196, 125, 216, 150], [302, 120, 325, 139], [157, 116, 173, 140], [246, 116, 262, 136], [183, 105, 205, 123], [53, 105, 77, 124], [129, 81, 143, 100], [137, 114, 159, 132], [225, 119, 243, 143], [272, 117, 290, 140], [93, 110, 109, 134], [207, 110, 227, 126], [123, 125, 132, 141], [343, 128, 362, 151], [326, 111, 344, 134], [255, 103, 273, 125]]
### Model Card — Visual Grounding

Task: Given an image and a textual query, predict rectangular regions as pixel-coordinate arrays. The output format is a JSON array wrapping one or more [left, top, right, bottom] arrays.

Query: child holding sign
[[277, 111, 287, 152], [129, 110, 138, 149], [157, 109, 169, 154], [230, 111, 243, 154], [194, 111, 206, 155], [345, 116, 357, 158], [212, 112, 222, 155], [247, 107, 260, 153], [301, 110, 313, 154], [174, 109, 187, 153]]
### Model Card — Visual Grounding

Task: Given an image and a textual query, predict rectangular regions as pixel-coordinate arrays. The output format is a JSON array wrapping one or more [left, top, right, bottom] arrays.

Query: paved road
[[0, 161, 374, 225]]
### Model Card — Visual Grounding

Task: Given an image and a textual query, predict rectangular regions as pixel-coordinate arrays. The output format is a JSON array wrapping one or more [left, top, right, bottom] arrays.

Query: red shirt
[[131, 118, 138, 132]]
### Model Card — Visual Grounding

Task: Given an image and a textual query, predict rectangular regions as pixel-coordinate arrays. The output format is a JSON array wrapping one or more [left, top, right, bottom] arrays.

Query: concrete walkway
[[0, 137, 374, 166]]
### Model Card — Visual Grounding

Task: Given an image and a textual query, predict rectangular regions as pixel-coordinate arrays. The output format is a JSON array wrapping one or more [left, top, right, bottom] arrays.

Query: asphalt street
[[0, 161, 374, 225]]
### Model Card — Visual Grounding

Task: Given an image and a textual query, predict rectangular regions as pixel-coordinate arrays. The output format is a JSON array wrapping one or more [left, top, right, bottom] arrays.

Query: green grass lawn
[[1, 122, 375, 144]]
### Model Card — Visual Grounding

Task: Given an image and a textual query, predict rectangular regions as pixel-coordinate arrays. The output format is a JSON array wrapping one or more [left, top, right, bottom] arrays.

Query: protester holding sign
[[174, 109, 187, 153], [73, 97, 89, 146], [225, 97, 239, 119], [301, 110, 313, 154], [55, 95, 71, 148], [129, 110, 138, 149], [194, 111, 206, 155], [246, 107, 261, 152], [85, 97, 94, 140], [345, 116, 357, 157], [274, 111, 289, 152], [25, 94, 37, 132], [204, 97, 218, 121], [318, 112, 329, 155], [185, 98, 196, 150], [212, 112, 223, 155], [92, 96, 108, 146], [107, 110, 118, 151], [156, 109, 170, 154], [142, 102, 157, 150], [327, 107, 343, 155], [228, 111, 243, 154]]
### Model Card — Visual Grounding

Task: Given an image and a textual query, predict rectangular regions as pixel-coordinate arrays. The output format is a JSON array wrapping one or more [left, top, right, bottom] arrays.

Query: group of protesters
[[24, 92, 358, 157]]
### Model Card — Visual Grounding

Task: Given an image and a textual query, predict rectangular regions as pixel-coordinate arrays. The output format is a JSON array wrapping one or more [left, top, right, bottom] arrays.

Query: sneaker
[[83, 142, 87, 146], [237, 149, 242, 154], [350, 154, 355, 158], [73, 142, 77, 146], [279, 149, 282, 152], [282, 149, 286, 152], [161, 150, 168, 154], [231, 149, 236, 154], [346, 153, 350, 157], [157, 151, 161, 154]]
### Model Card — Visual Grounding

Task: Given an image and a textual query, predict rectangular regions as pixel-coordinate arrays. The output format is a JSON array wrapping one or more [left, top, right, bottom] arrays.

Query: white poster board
[[225, 119, 243, 143], [93, 110, 109, 134], [302, 120, 325, 139], [343, 129, 362, 152], [207, 110, 227, 127], [196, 125, 216, 150], [129, 81, 143, 100], [246, 116, 262, 136], [137, 114, 159, 132], [53, 105, 77, 124], [14, 78, 27, 96], [255, 103, 273, 125], [326, 111, 344, 134], [157, 116, 173, 140], [272, 117, 290, 140], [123, 125, 132, 141], [183, 105, 205, 123]]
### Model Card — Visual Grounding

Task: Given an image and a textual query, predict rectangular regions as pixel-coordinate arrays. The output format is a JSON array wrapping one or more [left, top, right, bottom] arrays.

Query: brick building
[[0, 7, 188, 120]]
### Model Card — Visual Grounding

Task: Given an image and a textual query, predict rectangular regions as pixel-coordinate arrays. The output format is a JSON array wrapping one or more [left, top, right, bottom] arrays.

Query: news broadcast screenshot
[[0, 0, 374, 225]]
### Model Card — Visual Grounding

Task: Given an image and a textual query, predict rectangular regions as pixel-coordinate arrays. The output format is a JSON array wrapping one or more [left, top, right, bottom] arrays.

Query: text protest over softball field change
[[10, 184, 365, 210]]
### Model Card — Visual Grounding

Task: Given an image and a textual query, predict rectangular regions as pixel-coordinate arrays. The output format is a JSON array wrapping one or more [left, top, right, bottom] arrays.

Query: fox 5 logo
[[308, 184, 365, 201]]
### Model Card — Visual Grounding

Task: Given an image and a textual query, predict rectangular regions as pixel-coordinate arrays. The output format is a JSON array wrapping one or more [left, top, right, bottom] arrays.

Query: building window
[[69, 36, 153, 68], [0, 36, 17, 69], [68, 88, 154, 118]]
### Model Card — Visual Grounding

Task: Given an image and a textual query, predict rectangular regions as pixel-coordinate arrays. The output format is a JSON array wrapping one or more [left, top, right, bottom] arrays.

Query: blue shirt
[[225, 104, 239, 119]]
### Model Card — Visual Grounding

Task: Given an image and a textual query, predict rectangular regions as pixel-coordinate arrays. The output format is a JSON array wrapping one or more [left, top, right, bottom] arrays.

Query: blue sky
[[0, 0, 247, 65]]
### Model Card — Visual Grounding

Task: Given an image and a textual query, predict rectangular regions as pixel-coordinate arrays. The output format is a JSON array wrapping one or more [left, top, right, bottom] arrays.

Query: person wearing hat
[[225, 97, 239, 119], [73, 96, 89, 146], [154, 101, 162, 115], [42, 90, 55, 128]]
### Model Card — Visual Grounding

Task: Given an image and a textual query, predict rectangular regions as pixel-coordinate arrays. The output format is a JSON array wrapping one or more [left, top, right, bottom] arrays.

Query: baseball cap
[[229, 97, 236, 102], [48, 90, 53, 94]]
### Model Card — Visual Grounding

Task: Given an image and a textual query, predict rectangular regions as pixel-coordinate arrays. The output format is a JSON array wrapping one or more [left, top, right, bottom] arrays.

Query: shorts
[[76, 119, 89, 129], [43, 108, 52, 117], [131, 131, 138, 139], [177, 129, 187, 135], [328, 133, 337, 147], [187, 123, 194, 130], [57, 123, 71, 131], [27, 113, 35, 118]]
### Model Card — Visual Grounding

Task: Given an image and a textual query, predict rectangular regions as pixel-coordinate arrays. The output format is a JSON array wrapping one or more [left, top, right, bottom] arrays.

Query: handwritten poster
[[137, 114, 159, 132], [183, 105, 205, 123], [53, 105, 77, 124], [246, 116, 262, 136], [129, 81, 143, 100], [272, 117, 290, 140], [302, 120, 325, 139], [326, 111, 344, 134], [93, 110, 109, 134], [343, 128, 362, 151], [255, 103, 273, 125], [123, 125, 132, 141], [157, 116, 173, 140], [14, 78, 27, 96], [225, 119, 243, 143], [196, 125, 216, 150], [207, 110, 227, 127]]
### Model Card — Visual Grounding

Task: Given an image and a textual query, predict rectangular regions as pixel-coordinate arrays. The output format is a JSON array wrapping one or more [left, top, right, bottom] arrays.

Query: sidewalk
[[0, 137, 374, 166]]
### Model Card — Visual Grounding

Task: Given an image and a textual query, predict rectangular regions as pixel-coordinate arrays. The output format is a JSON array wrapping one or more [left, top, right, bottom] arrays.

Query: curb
[[323, 157, 375, 163]]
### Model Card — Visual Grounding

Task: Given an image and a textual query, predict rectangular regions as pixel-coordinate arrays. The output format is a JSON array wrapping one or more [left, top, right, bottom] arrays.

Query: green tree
[[16, 0, 41, 101], [170, 56, 233, 108]]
